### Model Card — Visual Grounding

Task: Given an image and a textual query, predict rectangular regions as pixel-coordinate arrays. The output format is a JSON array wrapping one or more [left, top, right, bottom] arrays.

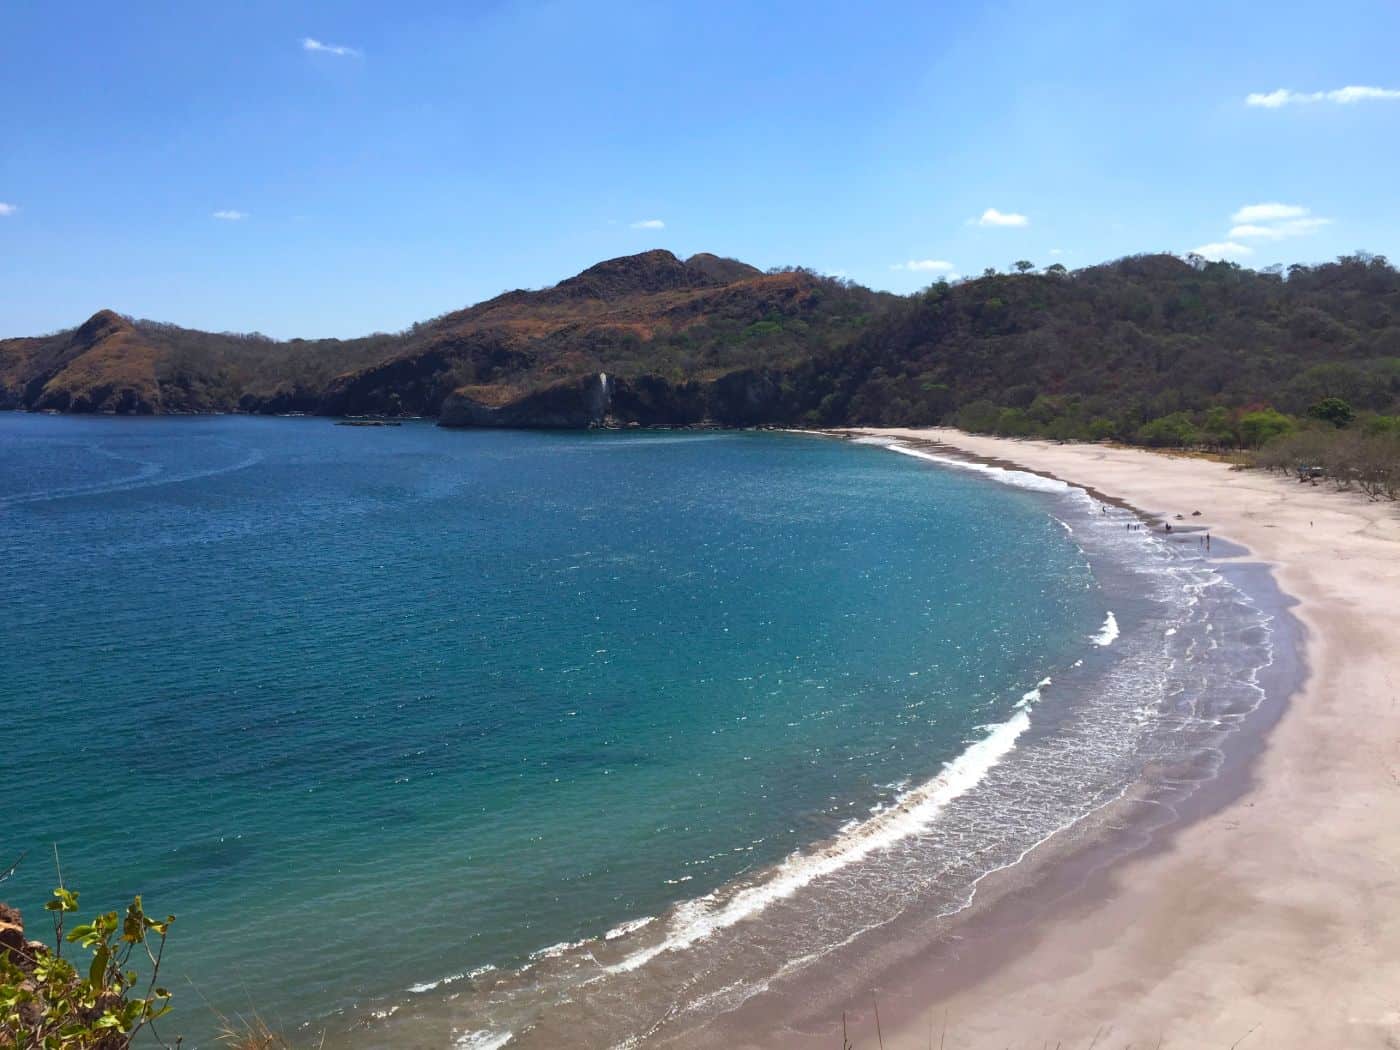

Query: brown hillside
[[0, 250, 885, 418], [0, 310, 164, 413]]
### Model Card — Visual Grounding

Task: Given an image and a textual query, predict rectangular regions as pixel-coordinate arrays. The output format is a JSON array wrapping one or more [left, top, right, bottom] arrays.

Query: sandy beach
[[808, 428, 1400, 1050]]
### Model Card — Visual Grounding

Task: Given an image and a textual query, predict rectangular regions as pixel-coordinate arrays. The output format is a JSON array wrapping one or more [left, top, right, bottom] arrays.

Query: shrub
[[1306, 397, 1356, 428], [1, 882, 178, 1049]]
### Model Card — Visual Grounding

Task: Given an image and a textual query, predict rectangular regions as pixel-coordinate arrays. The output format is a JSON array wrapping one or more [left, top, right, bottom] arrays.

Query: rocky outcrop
[[0, 902, 26, 960], [440, 373, 613, 428], [610, 374, 708, 425], [438, 369, 793, 429], [0, 903, 44, 1030], [318, 334, 533, 418]]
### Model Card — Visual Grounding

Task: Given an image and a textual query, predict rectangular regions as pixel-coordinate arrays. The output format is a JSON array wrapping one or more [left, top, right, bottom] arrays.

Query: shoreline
[[720, 428, 1400, 1050]]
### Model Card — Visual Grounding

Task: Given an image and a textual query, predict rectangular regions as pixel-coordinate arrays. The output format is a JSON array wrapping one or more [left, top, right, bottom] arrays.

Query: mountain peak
[[74, 309, 131, 346], [552, 249, 712, 301], [684, 253, 764, 284]]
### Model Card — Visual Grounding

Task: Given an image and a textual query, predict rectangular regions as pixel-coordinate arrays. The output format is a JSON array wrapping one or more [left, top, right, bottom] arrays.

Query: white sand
[[854, 429, 1400, 1050]]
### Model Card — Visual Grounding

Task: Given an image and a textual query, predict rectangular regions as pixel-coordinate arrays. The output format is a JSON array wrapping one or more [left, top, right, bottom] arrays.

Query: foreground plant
[[0, 880, 179, 1049]]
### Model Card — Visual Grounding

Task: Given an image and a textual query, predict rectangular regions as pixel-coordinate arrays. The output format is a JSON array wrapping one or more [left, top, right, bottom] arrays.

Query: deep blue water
[[0, 416, 1100, 1045]]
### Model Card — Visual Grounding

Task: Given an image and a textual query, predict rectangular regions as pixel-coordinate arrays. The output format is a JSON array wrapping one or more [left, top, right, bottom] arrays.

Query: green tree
[[1136, 412, 1199, 448], [1238, 409, 1295, 448], [1087, 417, 1118, 441], [1201, 406, 1239, 448], [953, 399, 1000, 432], [1013, 260, 1035, 274], [995, 407, 1035, 436], [1307, 397, 1356, 428]]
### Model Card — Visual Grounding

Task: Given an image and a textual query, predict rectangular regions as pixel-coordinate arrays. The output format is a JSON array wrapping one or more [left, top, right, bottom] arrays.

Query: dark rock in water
[[335, 419, 402, 427]]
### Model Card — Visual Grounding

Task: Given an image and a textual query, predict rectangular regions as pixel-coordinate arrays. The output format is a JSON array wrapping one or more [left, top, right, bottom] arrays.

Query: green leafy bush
[[1, 883, 178, 1049]]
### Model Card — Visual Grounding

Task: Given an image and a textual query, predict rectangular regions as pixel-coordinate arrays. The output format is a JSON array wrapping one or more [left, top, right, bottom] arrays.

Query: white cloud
[[1049, 248, 1064, 256], [1229, 217, 1330, 240], [977, 208, 1029, 228], [1246, 85, 1400, 108], [212, 210, 248, 221], [1192, 241, 1253, 260], [302, 37, 361, 57], [1228, 223, 1280, 239], [629, 218, 665, 229], [1231, 202, 1306, 223], [891, 259, 956, 273], [1225, 203, 1330, 242], [0, 202, 16, 217]]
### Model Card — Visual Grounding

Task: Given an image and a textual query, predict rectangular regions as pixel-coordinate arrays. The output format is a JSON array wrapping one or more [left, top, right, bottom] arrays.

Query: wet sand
[[695, 429, 1400, 1050]]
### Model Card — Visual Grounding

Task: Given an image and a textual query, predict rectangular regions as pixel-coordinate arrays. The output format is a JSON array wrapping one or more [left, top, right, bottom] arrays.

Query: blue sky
[[2, 0, 1397, 338]]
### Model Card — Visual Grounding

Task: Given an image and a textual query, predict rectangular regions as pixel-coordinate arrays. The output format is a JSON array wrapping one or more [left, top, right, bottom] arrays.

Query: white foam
[[1016, 677, 1052, 709], [454, 1030, 513, 1050], [408, 964, 493, 994], [529, 937, 589, 961], [884, 443, 1074, 495], [605, 916, 656, 940], [1091, 611, 1120, 647], [607, 692, 1037, 973]]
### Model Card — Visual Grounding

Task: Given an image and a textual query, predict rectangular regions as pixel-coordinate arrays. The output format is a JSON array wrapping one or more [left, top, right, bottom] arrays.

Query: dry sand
[[838, 429, 1400, 1050]]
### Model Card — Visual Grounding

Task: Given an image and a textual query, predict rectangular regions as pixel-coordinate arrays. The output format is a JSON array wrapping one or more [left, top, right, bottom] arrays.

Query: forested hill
[[787, 251, 1400, 438], [2, 249, 1398, 436], [0, 251, 889, 419]]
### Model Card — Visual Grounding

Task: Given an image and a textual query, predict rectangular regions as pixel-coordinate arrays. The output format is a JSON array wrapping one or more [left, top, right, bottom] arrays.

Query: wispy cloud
[[890, 259, 956, 273], [302, 37, 361, 57], [212, 210, 248, 221], [0, 202, 16, 217], [977, 208, 1029, 228], [1192, 241, 1253, 260], [1246, 85, 1400, 108], [1231, 203, 1304, 223], [1227, 203, 1330, 241], [629, 218, 665, 229], [1048, 248, 1064, 256], [1229, 218, 1330, 240]]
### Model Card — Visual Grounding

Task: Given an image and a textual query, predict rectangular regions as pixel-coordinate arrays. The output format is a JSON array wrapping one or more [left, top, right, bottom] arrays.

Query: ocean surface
[[0, 416, 1274, 1049]]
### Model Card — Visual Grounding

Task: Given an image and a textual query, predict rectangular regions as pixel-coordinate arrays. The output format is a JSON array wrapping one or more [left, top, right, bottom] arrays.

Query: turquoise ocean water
[[0, 416, 1272, 1048]]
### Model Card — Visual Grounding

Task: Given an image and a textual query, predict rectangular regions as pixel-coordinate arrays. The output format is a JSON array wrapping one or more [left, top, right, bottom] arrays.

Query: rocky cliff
[[436, 368, 792, 429]]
